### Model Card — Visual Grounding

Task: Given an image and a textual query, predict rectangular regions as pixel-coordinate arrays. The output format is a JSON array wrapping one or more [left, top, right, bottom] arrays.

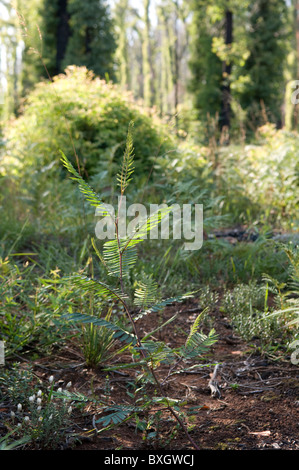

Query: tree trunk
[[142, 0, 153, 107], [174, 0, 179, 133], [220, 9, 233, 133], [56, 0, 70, 74], [116, 0, 130, 89]]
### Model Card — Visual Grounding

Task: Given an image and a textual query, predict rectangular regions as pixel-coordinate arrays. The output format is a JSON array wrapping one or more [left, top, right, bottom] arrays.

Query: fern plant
[[60, 122, 217, 450]]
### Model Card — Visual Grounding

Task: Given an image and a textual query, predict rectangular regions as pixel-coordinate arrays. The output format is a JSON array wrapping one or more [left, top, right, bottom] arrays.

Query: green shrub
[[1, 366, 74, 449], [1, 66, 172, 184], [0, 66, 175, 248], [156, 123, 299, 230], [221, 281, 287, 345], [215, 124, 299, 229]]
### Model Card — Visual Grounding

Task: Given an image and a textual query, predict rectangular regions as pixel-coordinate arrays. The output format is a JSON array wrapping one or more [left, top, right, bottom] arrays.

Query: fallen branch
[[208, 363, 222, 398]]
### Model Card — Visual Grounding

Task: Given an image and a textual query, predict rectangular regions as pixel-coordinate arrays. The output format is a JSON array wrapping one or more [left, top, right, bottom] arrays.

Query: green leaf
[[182, 328, 218, 359], [96, 405, 140, 427], [64, 274, 125, 301], [134, 292, 195, 321], [185, 308, 208, 348], [60, 151, 108, 214], [63, 311, 137, 346], [134, 275, 159, 309], [103, 238, 139, 278], [117, 121, 135, 194]]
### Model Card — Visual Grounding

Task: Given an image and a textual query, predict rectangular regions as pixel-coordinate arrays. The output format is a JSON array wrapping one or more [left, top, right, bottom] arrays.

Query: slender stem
[[116, 193, 125, 295], [120, 299, 200, 450], [116, 187, 199, 449]]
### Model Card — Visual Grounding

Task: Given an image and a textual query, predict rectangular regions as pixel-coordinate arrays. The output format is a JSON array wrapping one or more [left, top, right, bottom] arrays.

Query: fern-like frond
[[185, 308, 208, 346], [96, 404, 141, 427], [284, 247, 299, 279], [134, 292, 195, 321], [182, 329, 218, 359], [103, 238, 140, 278], [138, 340, 176, 365], [60, 151, 108, 214], [183, 308, 218, 358], [102, 204, 172, 278], [134, 275, 159, 309], [63, 311, 137, 345], [117, 121, 135, 194], [64, 274, 126, 301], [91, 237, 106, 267], [124, 205, 172, 247]]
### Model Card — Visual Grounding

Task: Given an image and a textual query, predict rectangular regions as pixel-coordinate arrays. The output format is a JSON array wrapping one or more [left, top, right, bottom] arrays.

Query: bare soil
[[15, 298, 298, 451]]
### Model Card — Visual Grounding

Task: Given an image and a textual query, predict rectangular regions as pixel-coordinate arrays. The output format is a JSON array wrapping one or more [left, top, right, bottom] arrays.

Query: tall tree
[[157, 1, 174, 116], [0, 0, 23, 117], [239, 0, 288, 128], [173, 0, 179, 131], [20, 0, 116, 88], [55, 0, 70, 75], [157, 0, 189, 129], [188, 0, 223, 124], [110, 0, 190, 117], [219, 9, 233, 131], [62, 0, 116, 79], [114, 0, 130, 89], [142, 0, 154, 107]]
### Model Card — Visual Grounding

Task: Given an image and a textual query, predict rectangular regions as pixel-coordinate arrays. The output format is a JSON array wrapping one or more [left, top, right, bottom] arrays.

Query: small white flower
[[66, 381, 72, 389], [57, 387, 62, 393], [10, 411, 15, 419], [37, 390, 42, 397], [24, 416, 30, 423], [17, 423, 22, 428], [37, 406, 42, 412], [49, 414, 53, 420], [49, 375, 54, 383], [38, 416, 43, 422], [67, 406, 72, 414], [29, 396, 35, 403], [36, 397, 42, 405], [17, 403, 22, 411]]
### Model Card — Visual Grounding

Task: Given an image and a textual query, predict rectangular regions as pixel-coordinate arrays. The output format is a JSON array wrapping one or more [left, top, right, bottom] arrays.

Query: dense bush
[[216, 124, 299, 228], [1, 66, 173, 183], [157, 124, 299, 230]]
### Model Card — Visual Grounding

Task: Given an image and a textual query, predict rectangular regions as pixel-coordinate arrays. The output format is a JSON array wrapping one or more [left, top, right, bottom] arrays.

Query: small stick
[[208, 363, 222, 398]]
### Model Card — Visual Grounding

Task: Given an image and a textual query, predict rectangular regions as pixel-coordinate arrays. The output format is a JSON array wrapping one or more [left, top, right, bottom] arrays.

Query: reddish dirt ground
[[16, 298, 298, 451]]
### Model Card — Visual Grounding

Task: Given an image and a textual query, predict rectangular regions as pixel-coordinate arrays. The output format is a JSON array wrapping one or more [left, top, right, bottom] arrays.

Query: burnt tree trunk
[[56, 0, 70, 74], [220, 10, 233, 134]]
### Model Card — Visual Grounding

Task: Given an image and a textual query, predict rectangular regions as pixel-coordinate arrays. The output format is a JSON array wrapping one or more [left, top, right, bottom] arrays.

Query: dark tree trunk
[[85, 27, 92, 55], [56, 0, 70, 74], [220, 10, 233, 133]]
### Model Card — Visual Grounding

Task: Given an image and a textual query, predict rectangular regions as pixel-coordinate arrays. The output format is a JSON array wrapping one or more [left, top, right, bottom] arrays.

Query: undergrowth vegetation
[[0, 66, 298, 450]]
